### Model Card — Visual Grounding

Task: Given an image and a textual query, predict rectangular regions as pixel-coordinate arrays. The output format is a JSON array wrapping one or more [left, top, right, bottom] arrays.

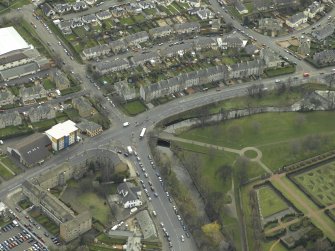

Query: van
[[123, 122, 130, 127]]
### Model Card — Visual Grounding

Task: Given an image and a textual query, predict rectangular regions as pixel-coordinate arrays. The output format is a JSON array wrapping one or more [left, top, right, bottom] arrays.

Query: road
[[1, 2, 335, 251]]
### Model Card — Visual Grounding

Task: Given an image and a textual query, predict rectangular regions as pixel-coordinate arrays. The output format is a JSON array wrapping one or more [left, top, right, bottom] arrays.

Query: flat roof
[[45, 120, 77, 139], [0, 27, 31, 56]]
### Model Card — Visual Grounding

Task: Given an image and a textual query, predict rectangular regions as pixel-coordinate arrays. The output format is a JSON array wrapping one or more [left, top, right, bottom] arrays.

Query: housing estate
[[114, 80, 136, 101], [28, 105, 56, 123], [286, 12, 308, 28], [0, 89, 15, 106], [72, 97, 96, 118], [140, 65, 229, 101], [313, 49, 335, 64], [20, 85, 47, 103], [0, 112, 22, 129]]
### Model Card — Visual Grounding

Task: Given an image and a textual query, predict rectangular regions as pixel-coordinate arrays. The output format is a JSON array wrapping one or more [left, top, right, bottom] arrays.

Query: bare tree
[[251, 121, 261, 134], [295, 114, 306, 128]]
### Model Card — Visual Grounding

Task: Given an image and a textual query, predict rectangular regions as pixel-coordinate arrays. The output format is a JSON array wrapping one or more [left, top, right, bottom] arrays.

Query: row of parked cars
[[0, 224, 47, 251]]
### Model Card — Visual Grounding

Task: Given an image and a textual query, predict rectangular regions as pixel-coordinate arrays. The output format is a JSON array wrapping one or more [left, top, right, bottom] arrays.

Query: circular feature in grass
[[244, 150, 259, 159]]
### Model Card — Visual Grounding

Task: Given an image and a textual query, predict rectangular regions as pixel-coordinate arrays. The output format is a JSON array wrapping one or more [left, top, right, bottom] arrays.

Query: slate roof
[[117, 182, 141, 204], [76, 120, 102, 132], [287, 12, 306, 24], [136, 210, 157, 240], [9, 133, 51, 166], [0, 62, 39, 80]]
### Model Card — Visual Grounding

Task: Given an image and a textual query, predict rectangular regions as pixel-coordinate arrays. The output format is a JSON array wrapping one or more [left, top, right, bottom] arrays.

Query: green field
[[78, 192, 110, 225], [179, 111, 335, 170], [43, 79, 56, 90], [121, 100, 147, 116], [294, 162, 335, 207], [257, 186, 289, 218]]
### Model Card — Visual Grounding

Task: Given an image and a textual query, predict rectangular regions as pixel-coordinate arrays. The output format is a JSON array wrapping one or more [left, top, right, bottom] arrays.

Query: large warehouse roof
[[0, 27, 30, 56]]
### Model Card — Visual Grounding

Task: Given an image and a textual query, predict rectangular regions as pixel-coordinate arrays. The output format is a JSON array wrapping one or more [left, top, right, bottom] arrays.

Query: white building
[[45, 120, 78, 151]]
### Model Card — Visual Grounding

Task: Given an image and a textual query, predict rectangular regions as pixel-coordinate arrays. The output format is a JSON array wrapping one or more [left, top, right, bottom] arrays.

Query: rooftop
[[0, 27, 31, 56], [45, 120, 77, 140]]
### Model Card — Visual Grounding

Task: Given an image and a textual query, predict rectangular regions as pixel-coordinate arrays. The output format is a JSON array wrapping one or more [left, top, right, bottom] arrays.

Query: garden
[[257, 186, 289, 219], [294, 162, 335, 207]]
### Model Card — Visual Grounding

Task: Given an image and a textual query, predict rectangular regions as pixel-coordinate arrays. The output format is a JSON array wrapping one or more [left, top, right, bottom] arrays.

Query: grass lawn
[[77, 192, 110, 225], [143, 8, 157, 15], [245, 2, 254, 13], [133, 14, 145, 23], [32, 119, 57, 131], [0, 157, 21, 174], [227, 6, 242, 20], [179, 111, 335, 171], [272, 176, 335, 241], [121, 100, 147, 116], [64, 108, 81, 123], [174, 141, 236, 193], [0, 162, 14, 180], [210, 88, 304, 113], [43, 79, 56, 90], [244, 150, 258, 159], [18, 199, 33, 210], [264, 65, 296, 77], [257, 186, 289, 218], [120, 17, 135, 26], [222, 56, 238, 65], [0, 125, 33, 139], [294, 162, 335, 207]]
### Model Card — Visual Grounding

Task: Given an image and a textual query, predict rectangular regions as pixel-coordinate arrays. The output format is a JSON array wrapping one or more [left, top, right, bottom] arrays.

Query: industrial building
[[45, 120, 78, 151]]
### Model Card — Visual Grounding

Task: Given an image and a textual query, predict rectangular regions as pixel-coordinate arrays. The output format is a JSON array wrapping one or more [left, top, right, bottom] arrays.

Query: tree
[[247, 84, 265, 98], [251, 121, 261, 134], [216, 164, 232, 182], [295, 114, 306, 128], [235, 156, 249, 185], [201, 221, 222, 247], [199, 106, 210, 127]]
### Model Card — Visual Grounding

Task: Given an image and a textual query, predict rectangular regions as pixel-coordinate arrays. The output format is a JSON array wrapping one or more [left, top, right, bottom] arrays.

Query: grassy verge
[[0, 157, 21, 174], [0, 162, 14, 180], [264, 65, 296, 77]]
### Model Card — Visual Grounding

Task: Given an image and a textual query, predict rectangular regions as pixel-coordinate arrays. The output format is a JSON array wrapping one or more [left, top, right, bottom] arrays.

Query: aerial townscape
[[0, 0, 335, 250]]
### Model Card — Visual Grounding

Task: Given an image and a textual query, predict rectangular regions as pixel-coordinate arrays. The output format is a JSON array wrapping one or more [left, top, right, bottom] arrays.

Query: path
[[159, 132, 273, 174], [271, 174, 335, 240], [0, 160, 16, 176], [269, 239, 280, 251]]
